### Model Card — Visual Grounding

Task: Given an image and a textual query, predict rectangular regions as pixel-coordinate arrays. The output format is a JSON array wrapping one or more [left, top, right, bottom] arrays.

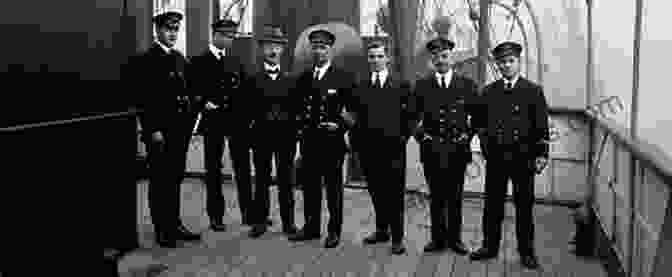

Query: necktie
[[439, 75, 445, 88], [505, 81, 512, 90], [218, 51, 225, 60], [266, 68, 279, 75], [313, 69, 320, 81], [372, 73, 380, 88]]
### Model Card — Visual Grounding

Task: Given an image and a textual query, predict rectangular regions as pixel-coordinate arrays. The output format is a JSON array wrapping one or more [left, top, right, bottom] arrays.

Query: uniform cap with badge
[[152, 8, 184, 27], [425, 37, 455, 54], [308, 29, 336, 46], [491, 41, 523, 60]]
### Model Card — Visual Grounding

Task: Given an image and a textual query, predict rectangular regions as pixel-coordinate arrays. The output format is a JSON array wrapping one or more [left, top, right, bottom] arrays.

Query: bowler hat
[[212, 19, 239, 35], [426, 37, 455, 54], [308, 29, 335, 46], [492, 41, 522, 59], [258, 24, 288, 44]]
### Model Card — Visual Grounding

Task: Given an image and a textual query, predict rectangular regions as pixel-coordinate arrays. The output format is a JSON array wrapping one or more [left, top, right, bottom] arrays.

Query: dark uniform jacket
[[295, 65, 357, 150], [350, 71, 413, 140], [133, 43, 192, 139], [247, 66, 298, 139], [412, 72, 480, 160], [478, 77, 549, 159], [188, 50, 250, 135]]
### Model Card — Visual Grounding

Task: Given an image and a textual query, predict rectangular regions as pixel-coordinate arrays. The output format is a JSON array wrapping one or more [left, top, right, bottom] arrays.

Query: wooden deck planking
[[119, 180, 606, 277]]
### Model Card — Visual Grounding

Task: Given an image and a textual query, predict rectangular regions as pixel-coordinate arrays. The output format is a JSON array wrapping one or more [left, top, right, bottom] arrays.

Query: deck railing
[[586, 111, 672, 277]]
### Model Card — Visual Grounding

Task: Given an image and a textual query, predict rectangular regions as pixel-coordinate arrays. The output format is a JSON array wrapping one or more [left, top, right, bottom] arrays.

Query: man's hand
[[320, 122, 339, 131], [151, 131, 164, 144], [205, 101, 219, 110], [534, 157, 548, 174]]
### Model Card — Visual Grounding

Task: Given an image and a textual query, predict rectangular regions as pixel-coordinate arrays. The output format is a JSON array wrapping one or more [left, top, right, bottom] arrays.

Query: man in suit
[[288, 29, 357, 248], [247, 24, 299, 238], [134, 9, 201, 248], [189, 19, 253, 230], [351, 40, 412, 255], [469, 41, 549, 269], [412, 37, 478, 255]]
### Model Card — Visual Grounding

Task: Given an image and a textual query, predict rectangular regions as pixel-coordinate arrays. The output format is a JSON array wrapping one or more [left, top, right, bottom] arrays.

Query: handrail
[[585, 111, 672, 187], [0, 108, 139, 133]]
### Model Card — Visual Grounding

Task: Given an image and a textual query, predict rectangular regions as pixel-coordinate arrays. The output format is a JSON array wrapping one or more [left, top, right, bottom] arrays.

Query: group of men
[[133, 9, 549, 270]]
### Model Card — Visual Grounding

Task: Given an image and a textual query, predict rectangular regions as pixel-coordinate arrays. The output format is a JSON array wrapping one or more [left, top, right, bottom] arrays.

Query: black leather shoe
[[391, 242, 406, 255], [283, 225, 299, 236], [520, 254, 540, 269], [288, 229, 321, 241], [448, 241, 469, 256], [423, 240, 447, 253], [324, 234, 340, 248], [469, 247, 498, 261], [176, 226, 201, 241], [363, 231, 390, 244], [210, 221, 226, 232], [248, 225, 267, 238]]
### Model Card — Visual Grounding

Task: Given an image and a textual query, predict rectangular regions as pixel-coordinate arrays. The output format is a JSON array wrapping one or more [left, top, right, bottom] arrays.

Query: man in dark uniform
[[135, 9, 201, 248], [469, 41, 549, 269], [247, 24, 299, 238], [189, 19, 253, 230], [288, 29, 357, 248], [412, 37, 478, 255], [352, 40, 412, 255]]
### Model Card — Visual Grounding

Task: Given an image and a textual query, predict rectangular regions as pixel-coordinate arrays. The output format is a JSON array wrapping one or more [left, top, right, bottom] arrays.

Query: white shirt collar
[[209, 44, 226, 59], [434, 69, 453, 86], [313, 61, 331, 80], [371, 69, 389, 85], [264, 62, 280, 71], [503, 74, 520, 88], [155, 41, 172, 54]]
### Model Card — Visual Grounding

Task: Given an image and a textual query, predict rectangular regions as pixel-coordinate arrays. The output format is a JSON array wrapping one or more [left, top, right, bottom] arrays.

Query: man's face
[[262, 42, 284, 65], [156, 22, 180, 48], [431, 48, 452, 73], [212, 31, 235, 49], [367, 46, 389, 72], [495, 55, 521, 79], [310, 43, 332, 65]]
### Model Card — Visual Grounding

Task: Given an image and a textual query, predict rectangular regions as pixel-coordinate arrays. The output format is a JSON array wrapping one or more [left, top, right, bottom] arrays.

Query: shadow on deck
[[118, 179, 606, 277]]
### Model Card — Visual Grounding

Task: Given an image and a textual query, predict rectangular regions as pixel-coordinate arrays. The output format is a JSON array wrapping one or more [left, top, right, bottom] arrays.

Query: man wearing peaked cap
[[411, 36, 479, 255], [288, 25, 358, 249], [189, 17, 254, 232], [470, 40, 548, 270], [247, 24, 299, 239], [129, 6, 202, 248]]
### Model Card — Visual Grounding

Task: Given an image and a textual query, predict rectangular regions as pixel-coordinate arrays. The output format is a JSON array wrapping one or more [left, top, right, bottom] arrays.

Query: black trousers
[[420, 140, 470, 243], [204, 127, 253, 223], [146, 114, 193, 236], [252, 127, 296, 228], [300, 133, 346, 235], [358, 135, 407, 243], [481, 150, 536, 255]]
